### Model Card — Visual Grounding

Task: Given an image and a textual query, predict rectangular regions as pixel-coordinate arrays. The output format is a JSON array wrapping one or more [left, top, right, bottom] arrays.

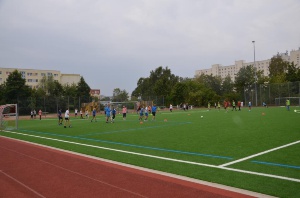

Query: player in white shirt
[[64, 109, 71, 128]]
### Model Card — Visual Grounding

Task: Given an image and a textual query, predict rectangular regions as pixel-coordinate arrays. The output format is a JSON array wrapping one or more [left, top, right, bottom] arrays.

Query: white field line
[[1, 131, 300, 183], [0, 170, 46, 198], [219, 140, 300, 167]]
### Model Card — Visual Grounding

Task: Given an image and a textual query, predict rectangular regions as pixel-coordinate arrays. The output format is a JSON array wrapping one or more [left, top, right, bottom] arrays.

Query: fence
[[16, 96, 94, 116], [244, 81, 300, 106]]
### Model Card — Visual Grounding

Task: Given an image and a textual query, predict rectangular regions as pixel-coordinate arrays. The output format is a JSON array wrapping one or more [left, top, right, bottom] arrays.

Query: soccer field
[[1, 107, 300, 197]]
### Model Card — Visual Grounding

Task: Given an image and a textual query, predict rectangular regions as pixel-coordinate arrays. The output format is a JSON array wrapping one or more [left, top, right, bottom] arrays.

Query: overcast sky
[[1, 0, 300, 96]]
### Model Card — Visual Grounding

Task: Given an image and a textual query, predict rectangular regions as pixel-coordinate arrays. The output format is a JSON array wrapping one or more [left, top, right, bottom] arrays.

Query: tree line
[[1, 54, 299, 111], [0, 70, 92, 114], [131, 55, 300, 106]]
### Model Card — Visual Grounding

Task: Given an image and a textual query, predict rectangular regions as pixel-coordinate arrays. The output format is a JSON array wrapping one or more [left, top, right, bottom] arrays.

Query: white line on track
[[219, 140, 300, 167], [0, 170, 46, 198], [1, 147, 147, 198], [2, 130, 300, 183]]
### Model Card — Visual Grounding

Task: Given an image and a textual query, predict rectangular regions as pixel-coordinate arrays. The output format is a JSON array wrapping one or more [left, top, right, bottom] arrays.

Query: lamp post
[[252, 41, 258, 106]]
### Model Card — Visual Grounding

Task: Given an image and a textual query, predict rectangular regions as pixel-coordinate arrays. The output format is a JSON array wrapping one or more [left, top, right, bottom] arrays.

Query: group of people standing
[[137, 104, 157, 121], [30, 109, 43, 120], [207, 100, 249, 112]]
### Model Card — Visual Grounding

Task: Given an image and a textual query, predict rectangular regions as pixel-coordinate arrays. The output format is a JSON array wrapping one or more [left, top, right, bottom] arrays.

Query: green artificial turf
[[1, 106, 300, 197]]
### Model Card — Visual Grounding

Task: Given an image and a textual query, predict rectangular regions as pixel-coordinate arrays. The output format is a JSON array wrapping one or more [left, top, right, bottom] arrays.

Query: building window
[[41, 73, 45, 76], [47, 72, 52, 76], [28, 79, 32, 82], [0, 71, 2, 74], [0, 78, 2, 82], [54, 74, 58, 77], [27, 73, 32, 76]]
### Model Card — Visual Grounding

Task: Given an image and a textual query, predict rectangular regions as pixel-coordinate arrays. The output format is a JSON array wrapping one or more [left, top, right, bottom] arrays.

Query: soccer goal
[[275, 97, 300, 107], [0, 104, 18, 130]]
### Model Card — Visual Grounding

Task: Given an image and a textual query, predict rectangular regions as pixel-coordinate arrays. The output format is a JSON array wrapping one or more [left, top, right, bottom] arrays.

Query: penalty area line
[[219, 140, 300, 167], [1, 131, 300, 183]]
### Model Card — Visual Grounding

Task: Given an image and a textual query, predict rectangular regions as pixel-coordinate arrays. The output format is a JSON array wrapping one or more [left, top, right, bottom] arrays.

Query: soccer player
[[286, 99, 290, 111], [248, 101, 252, 111], [91, 108, 97, 122], [75, 108, 78, 118], [224, 100, 228, 113], [30, 110, 33, 119], [144, 106, 149, 121], [58, 109, 63, 125], [85, 109, 89, 119], [64, 109, 71, 128], [105, 104, 111, 123], [208, 102, 211, 110], [232, 100, 237, 111], [33, 109, 36, 119], [80, 109, 83, 119], [112, 106, 116, 123], [169, 104, 173, 112], [151, 104, 157, 120], [262, 102, 267, 108], [217, 102, 221, 111], [122, 106, 127, 120], [38, 109, 42, 120], [139, 106, 144, 121], [237, 101, 241, 111]]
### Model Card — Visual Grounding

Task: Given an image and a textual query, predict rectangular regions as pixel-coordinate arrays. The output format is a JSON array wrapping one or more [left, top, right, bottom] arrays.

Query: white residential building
[[0, 67, 81, 89], [195, 48, 300, 81]]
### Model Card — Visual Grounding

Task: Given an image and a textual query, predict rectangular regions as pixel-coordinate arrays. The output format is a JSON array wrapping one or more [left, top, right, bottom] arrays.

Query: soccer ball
[[295, 110, 297, 112], [201, 116, 203, 118]]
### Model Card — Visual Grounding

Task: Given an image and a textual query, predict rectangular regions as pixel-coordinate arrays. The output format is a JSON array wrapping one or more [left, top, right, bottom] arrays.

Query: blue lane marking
[[80, 122, 192, 137], [251, 160, 300, 170], [19, 129, 233, 160]]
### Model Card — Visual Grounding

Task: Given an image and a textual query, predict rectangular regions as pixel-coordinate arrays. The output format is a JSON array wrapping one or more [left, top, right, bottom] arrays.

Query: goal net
[[275, 97, 300, 106], [0, 104, 18, 131]]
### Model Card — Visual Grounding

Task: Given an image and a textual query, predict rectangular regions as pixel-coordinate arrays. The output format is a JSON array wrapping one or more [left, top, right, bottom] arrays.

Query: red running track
[[0, 136, 263, 198]]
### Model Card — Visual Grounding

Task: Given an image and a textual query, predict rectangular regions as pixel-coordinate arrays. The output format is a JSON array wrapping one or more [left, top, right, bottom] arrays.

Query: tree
[[268, 55, 289, 83], [76, 77, 91, 102], [286, 62, 300, 82], [195, 74, 222, 95], [101, 96, 111, 101], [112, 88, 129, 102], [132, 77, 151, 98], [151, 66, 179, 96], [131, 66, 180, 99], [234, 65, 257, 95], [63, 83, 77, 97], [52, 81, 64, 97], [4, 70, 31, 103], [170, 81, 190, 105], [0, 83, 6, 104], [221, 75, 234, 95]]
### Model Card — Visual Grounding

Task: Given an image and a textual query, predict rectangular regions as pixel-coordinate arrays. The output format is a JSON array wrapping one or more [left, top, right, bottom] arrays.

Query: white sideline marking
[[219, 140, 300, 167], [1, 131, 300, 183]]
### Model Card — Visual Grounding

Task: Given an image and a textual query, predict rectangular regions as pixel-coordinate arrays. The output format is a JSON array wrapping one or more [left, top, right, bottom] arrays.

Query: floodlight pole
[[252, 41, 258, 106]]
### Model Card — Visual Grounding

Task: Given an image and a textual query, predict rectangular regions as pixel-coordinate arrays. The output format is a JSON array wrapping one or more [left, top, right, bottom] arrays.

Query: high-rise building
[[195, 48, 300, 81]]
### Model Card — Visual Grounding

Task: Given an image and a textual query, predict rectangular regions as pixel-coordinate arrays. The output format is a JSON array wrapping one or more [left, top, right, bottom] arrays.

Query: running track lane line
[[1, 147, 147, 198], [1, 136, 262, 198], [2, 130, 300, 183], [219, 140, 300, 167], [0, 170, 46, 198]]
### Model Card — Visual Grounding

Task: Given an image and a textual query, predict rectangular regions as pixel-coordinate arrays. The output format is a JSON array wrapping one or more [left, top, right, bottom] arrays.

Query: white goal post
[[274, 97, 300, 106], [0, 104, 18, 130]]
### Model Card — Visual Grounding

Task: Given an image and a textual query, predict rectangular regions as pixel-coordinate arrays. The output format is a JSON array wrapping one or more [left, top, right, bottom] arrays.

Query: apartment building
[[90, 89, 101, 99], [195, 48, 300, 81], [0, 68, 81, 89]]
